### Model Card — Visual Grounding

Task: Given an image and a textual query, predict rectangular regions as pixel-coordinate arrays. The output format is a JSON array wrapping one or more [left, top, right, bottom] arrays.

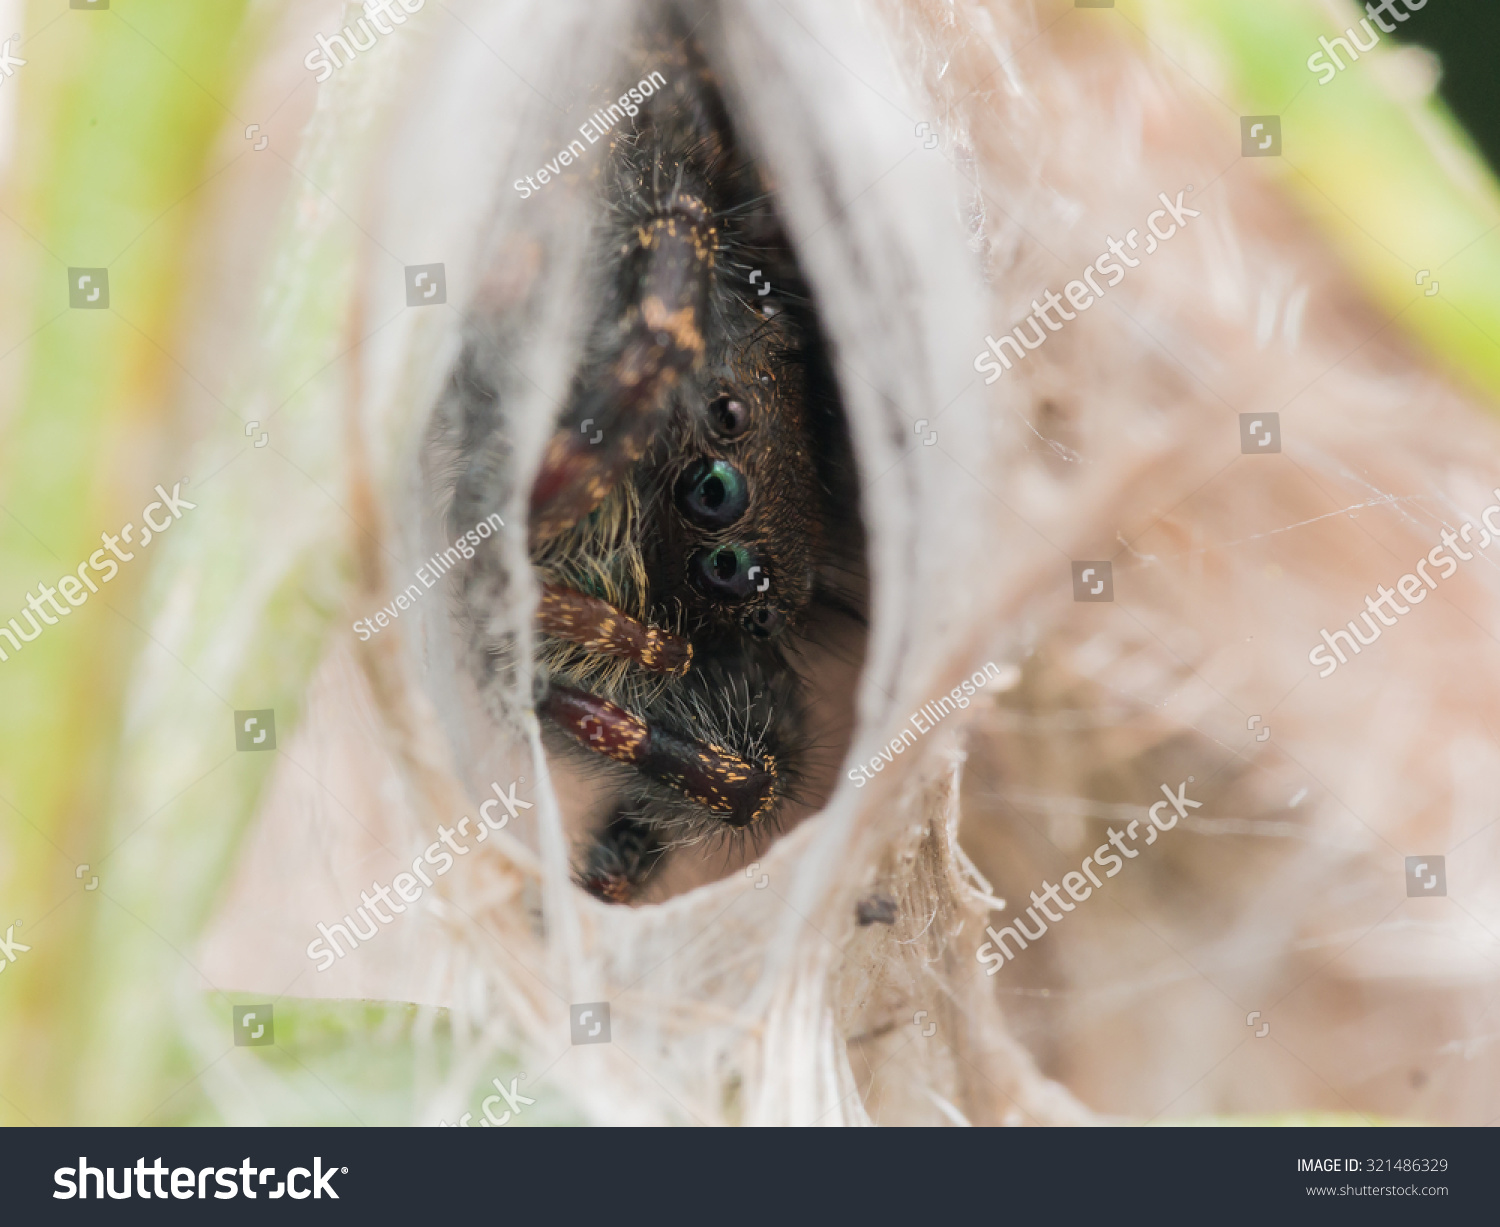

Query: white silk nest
[[189, 0, 1500, 1124]]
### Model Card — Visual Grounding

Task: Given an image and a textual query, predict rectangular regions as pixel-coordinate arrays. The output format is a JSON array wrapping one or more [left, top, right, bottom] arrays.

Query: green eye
[[674, 458, 749, 528], [689, 543, 762, 602]]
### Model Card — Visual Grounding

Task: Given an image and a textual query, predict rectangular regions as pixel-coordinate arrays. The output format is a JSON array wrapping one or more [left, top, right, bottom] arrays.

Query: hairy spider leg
[[536, 583, 692, 675], [540, 684, 777, 828], [528, 200, 714, 549], [576, 809, 667, 903]]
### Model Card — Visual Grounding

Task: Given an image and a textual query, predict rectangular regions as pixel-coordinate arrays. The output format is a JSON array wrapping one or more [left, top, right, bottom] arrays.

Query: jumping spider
[[449, 16, 863, 902]]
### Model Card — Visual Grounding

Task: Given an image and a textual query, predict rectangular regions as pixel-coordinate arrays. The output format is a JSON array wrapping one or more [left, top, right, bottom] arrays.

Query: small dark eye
[[689, 543, 762, 602], [707, 395, 750, 439], [744, 607, 785, 639], [674, 458, 749, 528]]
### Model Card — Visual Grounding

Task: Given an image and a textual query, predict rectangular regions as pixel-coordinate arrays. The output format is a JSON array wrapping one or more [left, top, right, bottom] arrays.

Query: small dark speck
[[856, 894, 898, 925], [1410, 1069, 1428, 1089]]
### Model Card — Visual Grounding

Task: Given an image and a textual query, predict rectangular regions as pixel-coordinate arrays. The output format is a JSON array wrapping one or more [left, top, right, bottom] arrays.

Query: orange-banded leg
[[528, 198, 715, 549], [539, 685, 777, 829], [536, 584, 692, 676]]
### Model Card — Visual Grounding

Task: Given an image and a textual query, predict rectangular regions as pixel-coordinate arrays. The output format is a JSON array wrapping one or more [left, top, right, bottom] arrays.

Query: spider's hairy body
[[451, 14, 862, 902]]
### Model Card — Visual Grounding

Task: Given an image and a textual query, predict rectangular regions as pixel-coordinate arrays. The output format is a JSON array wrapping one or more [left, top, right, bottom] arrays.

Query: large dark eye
[[744, 607, 785, 639], [707, 395, 750, 439], [689, 543, 764, 602], [674, 458, 749, 528]]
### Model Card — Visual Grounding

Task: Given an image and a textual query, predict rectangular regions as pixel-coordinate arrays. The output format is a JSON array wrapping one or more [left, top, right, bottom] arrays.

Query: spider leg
[[576, 808, 666, 903], [539, 684, 777, 828], [536, 583, 692, 675], [528, 198, 715, 548]]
